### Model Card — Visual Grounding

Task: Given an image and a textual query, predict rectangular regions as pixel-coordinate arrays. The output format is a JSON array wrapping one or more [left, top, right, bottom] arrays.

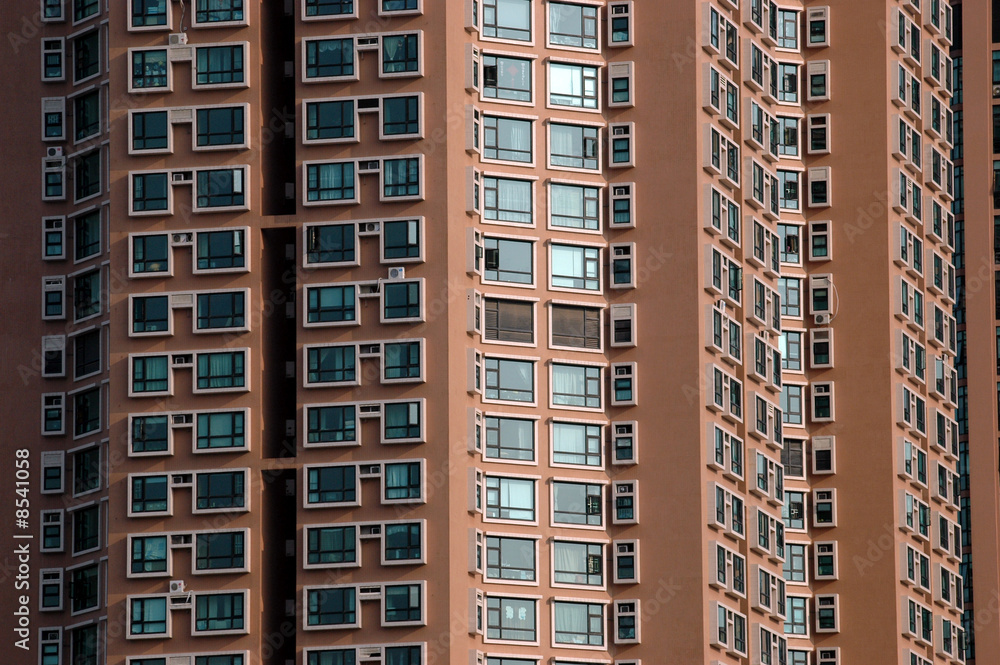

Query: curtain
[[552, 365, 584, 398], [551, 184, 583, 220], [385, 463, 411, 492], [550, 125, 579, 160], [553, 422, 585, 455], [499, 419, 532, 452], [550, 63, 582, 98], [498, 117, 528, 152], [550, 245, 580, 278], [549, 4, 579, 35], [553, 541, 581, 573], [554, 602, 586, 635], [501, 478, 532, 510], [495, 179, 531, 220]]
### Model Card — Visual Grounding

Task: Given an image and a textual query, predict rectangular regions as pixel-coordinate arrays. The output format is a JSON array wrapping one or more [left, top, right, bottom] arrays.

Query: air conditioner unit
[[168, 33, 188, 46], [171, 232, 193, 244], [814, 313, 831, 325], [171, 413, 192, 425], [388, 267, 406, 280], [359, 221, 381, 235], [169, 580, 186, 594], [993, 85, 1000, 98], [172, 353, 193, 366], [171, 171, 192, 184], [46, 146, 63, 158]]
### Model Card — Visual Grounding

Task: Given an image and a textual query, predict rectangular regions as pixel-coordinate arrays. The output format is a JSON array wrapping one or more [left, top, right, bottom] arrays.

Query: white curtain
[[550, 125, 579, 160], [551, 184, 583, 221], [553, 541, 581, 573], [549, 63, 582, 98], [496, 179, 531, 219], [552, 365, 584, 397], [550, 245, 579, 278], [501, 478, 533, 510], [498, 118, 529, 152], [554, 602, 587, 636], [553, 422, 585, 455]]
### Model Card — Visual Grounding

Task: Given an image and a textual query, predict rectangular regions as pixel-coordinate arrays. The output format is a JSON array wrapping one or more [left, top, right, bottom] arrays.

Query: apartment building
[[0, 1, 994, 665]]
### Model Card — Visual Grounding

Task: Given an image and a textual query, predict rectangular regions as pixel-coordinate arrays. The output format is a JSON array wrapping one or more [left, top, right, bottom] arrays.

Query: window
[[778, 63, 799, 103], [132, 234, 168, 273], [382, 95, 419, 136], [483, 115, 533, 163], [553, 601, 604, 646], [131, 49, 168, 89], [307, 587, 356, 627], [485, 357, 534, 402], [42, 453, 64, 492], [130, 415, 168, 454], [481, 534, 536, 583], [383, 341, 421, 380], [195, 0, 244, 23], [609, 62, 633, 106], [782, 439, 804, 478], [550, 183, 599, 229], [306, 223, 355, 264], [307, 162, 356, 202], [69, 564, 98, 613], [197, 292, 246, 330], [72, 447, 100, 494], [196, 351, 246, 390], [131, 355, 170, 393], [196, 167, 246, 209], [383, 281, 421, 321], [306, 345, 356, 386], [483, 415, 534, 461], [778, 117, 799, 156], [777, 9, 798, 49], [384, 461, 421, 501], [306, 526, 356, 565], [783, 491, 805, 529], [73, 386, 100, 436], [72, 505, 99, 553], [43, 39, 64, 80], [384, 584, 422, 623], [780, 385, 803, 425], [549, 123, 601, 171], [483, 54, 531, 102], [485, 475, 535, 521], [196, 471, 246, 510], [74, 90, 100, 141], [73, 32, 99, 82], [483, 176, 532, 223], [384, 401, 421, 440], [486, 596, 536, 641], [131, 535, 168, 574], [197, 106, 245, 147], [131, 172, 169, 212], [74, 212, 101, 262], [778, 170, 800, 210], [785, 596, 808, 635], [195, 45, 245, 85], [614, 541, 637, 583], [552, 481, 602, 526], [551, 363, 601, 408], [780, 331, 801, 371], [382, 34, 419, 74], [44, 104, 65, 140], [130, 597, 168, 635], [553, 540, 602, 586], [549, 62, 598, 109], [41, 511, 64, 551], [483, 298, 533, 344], [483, 0, 531, 41], [484, 237, 533, 284], [551, 304, 600, 349], [43, 0, 65, 20], [41, 571, 62, 610], [306, 405, 356, 445], [549, 2, 598, 49], [195, 592, 245, 632], [551, 244, 599, 290], [779, 278, 800, 317], [74, 150, 100, 201], [307, 465, 357, 505], [305, 100, 354, 141], [131, 296, 168, 335], [306, 285, 356, 324], [197, 229, 245, 270], [197, 411, 246, 449], [131, 475, 168, 513], [304, 0, 353, 17], [385, 522, 421, 561], [74, 0, 99, 21]]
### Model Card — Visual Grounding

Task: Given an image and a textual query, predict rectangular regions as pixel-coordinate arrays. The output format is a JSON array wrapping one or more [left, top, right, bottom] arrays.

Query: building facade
[[0, 1, 996, 665]]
